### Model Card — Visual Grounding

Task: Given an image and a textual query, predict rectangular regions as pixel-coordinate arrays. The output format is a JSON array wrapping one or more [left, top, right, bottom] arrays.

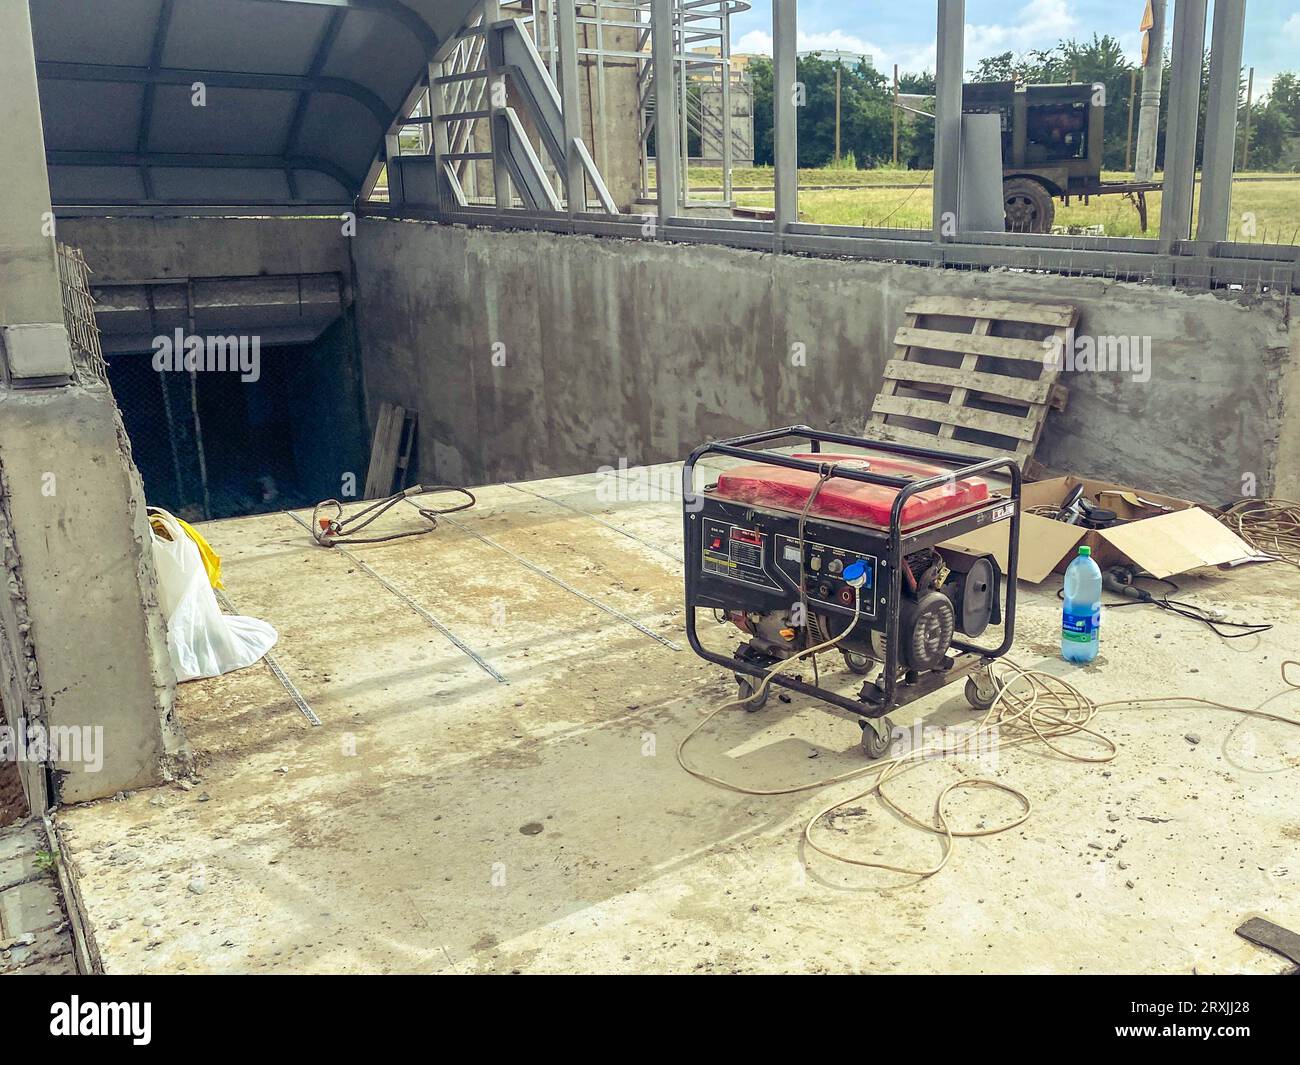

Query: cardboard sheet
[[943, 476, 1258, 584]]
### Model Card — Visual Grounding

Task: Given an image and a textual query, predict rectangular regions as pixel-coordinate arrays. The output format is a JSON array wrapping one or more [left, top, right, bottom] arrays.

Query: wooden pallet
[[363, 403, 418, 499], [865, 296, 1078, 478]]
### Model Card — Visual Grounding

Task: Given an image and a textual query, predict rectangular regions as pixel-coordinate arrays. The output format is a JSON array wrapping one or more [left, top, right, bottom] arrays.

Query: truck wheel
[[1003, 178, 1055, 234]]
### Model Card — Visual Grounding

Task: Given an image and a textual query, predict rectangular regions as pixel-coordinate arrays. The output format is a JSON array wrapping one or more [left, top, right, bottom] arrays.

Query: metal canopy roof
[[32, 0, 479, 211]]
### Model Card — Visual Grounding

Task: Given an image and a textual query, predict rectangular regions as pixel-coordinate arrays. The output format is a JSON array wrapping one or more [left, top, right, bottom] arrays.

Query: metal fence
[[366, 0, 1299, 296], [55, 243, 108, 386]]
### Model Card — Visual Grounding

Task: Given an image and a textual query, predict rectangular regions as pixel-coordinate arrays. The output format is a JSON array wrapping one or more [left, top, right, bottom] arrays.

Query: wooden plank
[[894, 326, 1051, 362], [904, 296, 1078, 328], [1236, 917, 1300, 967], [867, 298, 1075, 473], [868, 423, 1011, 460], [937, 317, 990, 441], [871, 394, 1038, 442], [363, 402, 406, 499], [879, 311, 920, 402], [882, 359, 1053, 405], [391, 410, 418, 492]]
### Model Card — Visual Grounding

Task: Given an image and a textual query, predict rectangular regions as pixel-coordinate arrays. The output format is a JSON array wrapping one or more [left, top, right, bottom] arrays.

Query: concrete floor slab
[[0, 818, 75, 974], [56, 470, 1300, 973]]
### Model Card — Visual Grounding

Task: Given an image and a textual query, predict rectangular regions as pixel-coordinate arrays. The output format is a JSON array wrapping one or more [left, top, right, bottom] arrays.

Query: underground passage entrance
[[105, 319, 368, 522]]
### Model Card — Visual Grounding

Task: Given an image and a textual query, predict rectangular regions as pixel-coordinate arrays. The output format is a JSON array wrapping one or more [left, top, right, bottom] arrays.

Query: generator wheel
[[841, 649, 873, 675], [860, 716, 895, 759], [736, 675, 769, 712], [964, 670, 1000, 713], [1003, 177, 1055, 234]]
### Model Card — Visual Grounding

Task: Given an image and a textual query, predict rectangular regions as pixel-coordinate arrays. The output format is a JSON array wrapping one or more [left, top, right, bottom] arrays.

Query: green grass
[[723, 166, 1300, 239], [662, 164, 921, 189]]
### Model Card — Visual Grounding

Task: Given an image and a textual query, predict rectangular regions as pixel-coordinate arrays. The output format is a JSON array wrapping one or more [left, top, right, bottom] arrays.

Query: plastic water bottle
[[1061, 545, 1102, 663]]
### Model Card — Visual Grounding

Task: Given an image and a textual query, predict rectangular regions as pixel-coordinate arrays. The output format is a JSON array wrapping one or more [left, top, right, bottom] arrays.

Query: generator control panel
[[701, 518, 779, 590], [699, 517, 878, 617], [776, 534, 877, 615]]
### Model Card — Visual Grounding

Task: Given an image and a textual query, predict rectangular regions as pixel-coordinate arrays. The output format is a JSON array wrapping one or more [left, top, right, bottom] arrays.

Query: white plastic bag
[[150, 509, 278, 682]]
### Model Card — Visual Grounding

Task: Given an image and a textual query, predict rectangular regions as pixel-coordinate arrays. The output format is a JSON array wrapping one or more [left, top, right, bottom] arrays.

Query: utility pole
[[1134, 0, 1165, 182], [892, 64, 899, 165], [1240, 66, 1254, 169]]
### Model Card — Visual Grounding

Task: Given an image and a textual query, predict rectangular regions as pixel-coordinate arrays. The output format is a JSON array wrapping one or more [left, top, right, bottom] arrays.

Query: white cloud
[[1284, 13, 1300, 39], [736, 27, 930, 73], [965, 0, 1080, 59], [736, 0, 1085, 75], [736, 28, 884, 61], [734, 29, 773, 54]]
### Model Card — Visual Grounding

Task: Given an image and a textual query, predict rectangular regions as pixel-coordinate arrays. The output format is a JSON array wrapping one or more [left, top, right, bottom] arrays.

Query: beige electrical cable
[[678, 653, 1300, 881], [1218, 498, 1300, 568], [697, 588, 864, 723]]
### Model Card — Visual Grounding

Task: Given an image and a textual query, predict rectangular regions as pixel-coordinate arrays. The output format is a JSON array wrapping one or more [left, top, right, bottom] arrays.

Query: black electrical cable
[[310, 485, 475, 547], [1056, 570, 1272, 639]]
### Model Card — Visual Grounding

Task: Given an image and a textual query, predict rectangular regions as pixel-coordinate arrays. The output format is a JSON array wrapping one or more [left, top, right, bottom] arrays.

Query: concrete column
[[650, 0, 679, 223], [1159, 0, 1208, 251], [772, 0, 798, 238], [1133, 0, 1165, 182], [933, 0, 965, 240], [0, 0, 188, 806], [1196, 0, 1246, 242], [0, 0, 71, 382]]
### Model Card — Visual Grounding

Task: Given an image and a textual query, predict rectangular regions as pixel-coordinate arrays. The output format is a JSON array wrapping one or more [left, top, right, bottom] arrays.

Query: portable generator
[[682, 426, 1022, 757]]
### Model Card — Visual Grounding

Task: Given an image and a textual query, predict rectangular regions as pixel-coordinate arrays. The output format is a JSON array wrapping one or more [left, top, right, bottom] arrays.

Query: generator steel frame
[[682, 425, 1022, 723]]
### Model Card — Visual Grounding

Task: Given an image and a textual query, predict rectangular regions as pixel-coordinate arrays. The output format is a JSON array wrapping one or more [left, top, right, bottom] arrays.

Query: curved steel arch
[[36, 62, 395, 131], [33, 0, 473, 211]]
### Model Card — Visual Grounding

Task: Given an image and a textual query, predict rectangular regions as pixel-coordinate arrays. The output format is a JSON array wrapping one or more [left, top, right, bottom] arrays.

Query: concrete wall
[[0, 0, 187, 808], [55, 217, 353, 283], [51, 217, 369, 521], [353, 217, 1296, 504]]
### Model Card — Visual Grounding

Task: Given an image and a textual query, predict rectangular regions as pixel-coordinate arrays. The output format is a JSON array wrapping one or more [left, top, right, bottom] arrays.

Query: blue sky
[[730, 1, 1300, 97]]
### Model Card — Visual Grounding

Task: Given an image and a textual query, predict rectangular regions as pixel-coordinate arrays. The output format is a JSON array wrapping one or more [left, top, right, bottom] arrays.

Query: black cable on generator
[[1057, 569, 1272, 640], [310, 485, 476, 547]]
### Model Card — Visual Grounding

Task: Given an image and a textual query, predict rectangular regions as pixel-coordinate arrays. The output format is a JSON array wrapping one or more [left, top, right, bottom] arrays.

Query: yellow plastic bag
[[147, 508, 223, 589]]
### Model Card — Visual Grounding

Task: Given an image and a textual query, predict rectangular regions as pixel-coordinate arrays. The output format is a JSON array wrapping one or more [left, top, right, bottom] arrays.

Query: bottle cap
[[1078, 546, 1091, 557]]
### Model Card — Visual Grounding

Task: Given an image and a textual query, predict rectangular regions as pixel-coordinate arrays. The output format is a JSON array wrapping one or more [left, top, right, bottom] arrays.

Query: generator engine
[[725, 543, 1001, 672], [683, 428, 1021, 756]]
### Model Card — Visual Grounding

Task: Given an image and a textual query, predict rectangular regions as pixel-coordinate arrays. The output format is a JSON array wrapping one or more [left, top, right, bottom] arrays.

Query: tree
[[745, 42, 1299, 174], [749, 54, 932, 169]]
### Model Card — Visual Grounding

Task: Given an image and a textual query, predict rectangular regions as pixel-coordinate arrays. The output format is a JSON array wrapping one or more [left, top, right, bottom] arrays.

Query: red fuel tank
[[710, 452, 989, 529]]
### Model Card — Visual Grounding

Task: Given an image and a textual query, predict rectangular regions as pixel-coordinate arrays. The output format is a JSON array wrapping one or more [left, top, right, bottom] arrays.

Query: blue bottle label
[[1062, 607, 1100, 643]]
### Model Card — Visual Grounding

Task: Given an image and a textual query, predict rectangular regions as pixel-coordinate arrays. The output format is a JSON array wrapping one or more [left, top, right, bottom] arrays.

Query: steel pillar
[[772, 0, 798, 238], [933, 0, 964, 239], [1196, 0, 1245, 242], [650, 0, 680, 222], [556, 0, 584, 212], [1159, 0, 1208, 251]]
